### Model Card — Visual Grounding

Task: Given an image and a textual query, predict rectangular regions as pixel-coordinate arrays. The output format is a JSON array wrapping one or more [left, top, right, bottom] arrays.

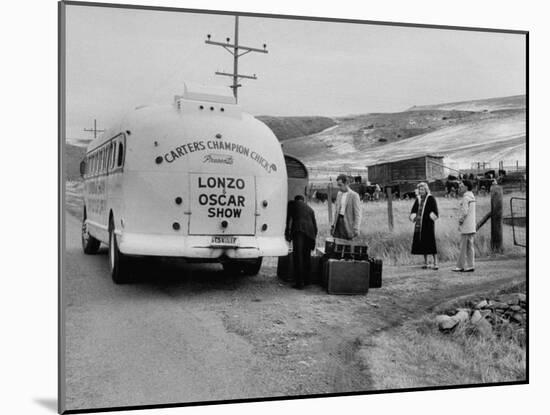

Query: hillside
[[282, 95, 526, 171], [256, 116, 336, 141], [65, 143, 86, 181], [409, 94, 525, 112], [64, 95, 526, 179]]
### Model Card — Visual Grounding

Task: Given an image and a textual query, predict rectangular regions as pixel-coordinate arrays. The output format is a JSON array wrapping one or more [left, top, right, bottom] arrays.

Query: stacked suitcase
[[367, 257, 383, 289], [277, 238, 383, 295], [323, 238, 383, 295]]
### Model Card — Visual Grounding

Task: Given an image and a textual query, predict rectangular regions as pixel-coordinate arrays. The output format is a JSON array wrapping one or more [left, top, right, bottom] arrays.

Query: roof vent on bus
[[174, 82, 236, 105]]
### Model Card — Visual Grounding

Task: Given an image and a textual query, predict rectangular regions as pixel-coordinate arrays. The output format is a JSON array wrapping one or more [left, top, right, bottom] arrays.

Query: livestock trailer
[[367, 154, 447, 197]]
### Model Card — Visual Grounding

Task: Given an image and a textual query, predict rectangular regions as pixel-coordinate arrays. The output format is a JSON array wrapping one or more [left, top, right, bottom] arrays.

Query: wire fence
[[509, 197, 527, 247]]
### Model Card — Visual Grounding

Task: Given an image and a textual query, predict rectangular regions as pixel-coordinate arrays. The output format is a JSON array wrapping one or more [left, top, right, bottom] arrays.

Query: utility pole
[[83, 119, 105, 139], [205, 15, 268, 102]]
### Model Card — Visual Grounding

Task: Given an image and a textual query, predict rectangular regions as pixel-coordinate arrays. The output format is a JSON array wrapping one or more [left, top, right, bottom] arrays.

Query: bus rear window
[[117, 142, 124, 167]]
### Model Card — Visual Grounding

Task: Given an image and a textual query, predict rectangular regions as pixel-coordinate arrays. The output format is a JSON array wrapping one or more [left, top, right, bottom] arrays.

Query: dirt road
[[62, 213, 526, 411]]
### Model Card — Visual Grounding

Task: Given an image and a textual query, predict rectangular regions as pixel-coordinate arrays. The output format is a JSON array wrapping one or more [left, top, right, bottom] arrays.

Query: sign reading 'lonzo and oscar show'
[[160, 139, 278, 173], [197, 176, 247, 219]]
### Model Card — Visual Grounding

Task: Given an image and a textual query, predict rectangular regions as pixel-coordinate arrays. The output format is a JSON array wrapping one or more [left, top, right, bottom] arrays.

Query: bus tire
[[81, 209, 100, 255], [109, 219, 132, 284], [242, 258, 263, 276]]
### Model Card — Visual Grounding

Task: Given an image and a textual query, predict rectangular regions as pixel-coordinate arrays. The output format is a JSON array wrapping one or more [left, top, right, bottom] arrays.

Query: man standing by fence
[[453, 180, 476, 272], [331, 174, 362, 240]]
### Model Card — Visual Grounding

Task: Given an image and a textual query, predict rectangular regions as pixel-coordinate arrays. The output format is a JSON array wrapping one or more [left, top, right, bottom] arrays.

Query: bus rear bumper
[[117, 233, 289, 259]]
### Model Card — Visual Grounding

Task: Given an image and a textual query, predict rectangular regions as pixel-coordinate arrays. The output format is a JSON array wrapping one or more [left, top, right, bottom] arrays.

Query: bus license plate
[[211, 236, 237, 246]]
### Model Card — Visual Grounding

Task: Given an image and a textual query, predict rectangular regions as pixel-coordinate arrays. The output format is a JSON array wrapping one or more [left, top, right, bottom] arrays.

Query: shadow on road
[[113, 254, 268, 294]]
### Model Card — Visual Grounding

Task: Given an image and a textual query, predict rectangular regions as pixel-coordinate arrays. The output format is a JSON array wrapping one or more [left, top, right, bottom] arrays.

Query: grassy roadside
[[358, 282, 526, 389]]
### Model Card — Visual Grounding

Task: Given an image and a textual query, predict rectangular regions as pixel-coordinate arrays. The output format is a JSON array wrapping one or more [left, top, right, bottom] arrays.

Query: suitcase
[[310, 248, 324, 285], [277, 249, 324, 284], [277, 251, 294, 282], [325, 238, 368, 261], [322, 258, 370, 295], [368, 258, 383, 288]]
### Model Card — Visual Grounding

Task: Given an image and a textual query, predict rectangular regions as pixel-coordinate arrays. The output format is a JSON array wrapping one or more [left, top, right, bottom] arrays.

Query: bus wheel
[[242, 258, 263, 276], [81, 211, 100, 254], [109, 220, 132, 284]]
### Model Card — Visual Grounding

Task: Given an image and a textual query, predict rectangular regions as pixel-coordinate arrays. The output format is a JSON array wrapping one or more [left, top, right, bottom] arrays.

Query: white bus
[[80, 85, 289, 283]]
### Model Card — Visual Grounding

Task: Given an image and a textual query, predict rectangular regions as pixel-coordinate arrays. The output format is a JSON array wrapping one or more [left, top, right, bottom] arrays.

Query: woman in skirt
[[409, 182, 439, 269]]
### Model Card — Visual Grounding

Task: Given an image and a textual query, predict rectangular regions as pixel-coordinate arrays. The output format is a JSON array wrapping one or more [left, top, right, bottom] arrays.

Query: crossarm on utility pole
[[205, 40, 268, 54], [215, 71, 257, 80]]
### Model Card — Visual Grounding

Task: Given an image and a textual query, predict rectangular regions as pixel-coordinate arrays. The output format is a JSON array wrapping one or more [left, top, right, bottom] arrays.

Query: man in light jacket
[[453, 180, 476, 272], [330, 174, 362, 240]]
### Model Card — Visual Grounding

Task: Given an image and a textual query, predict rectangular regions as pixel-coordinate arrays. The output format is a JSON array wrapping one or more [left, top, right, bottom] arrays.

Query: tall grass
[[361, 313, 526, 390], [310, 193, 525, 265]]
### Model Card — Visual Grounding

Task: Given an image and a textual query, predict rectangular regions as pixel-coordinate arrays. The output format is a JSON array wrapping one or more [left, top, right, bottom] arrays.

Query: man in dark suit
[[285, 195, 318, 289]]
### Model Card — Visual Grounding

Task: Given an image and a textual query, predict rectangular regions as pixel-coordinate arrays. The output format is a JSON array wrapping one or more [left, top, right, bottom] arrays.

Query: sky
[[65, 4, 526, 142]]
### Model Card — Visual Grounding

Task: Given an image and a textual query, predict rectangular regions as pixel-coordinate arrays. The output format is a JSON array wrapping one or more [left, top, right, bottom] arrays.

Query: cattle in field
[[401, 190, 417, 199], [311, 189, 337, 203], [363, 184, 382, 201], [349, 182, 370, 201], [445, 175, 461, 198], [383, 184, 400, 199], [312, 190, 328, 203], [477, 177, 497, 194]]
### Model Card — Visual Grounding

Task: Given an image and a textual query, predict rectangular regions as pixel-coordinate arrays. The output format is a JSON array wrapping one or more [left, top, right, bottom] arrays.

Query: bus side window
[[117, 142, 124, 167], [105, 146, 109, 172], [111, 142, 116, 168], [107, 142, 113, 170], [111, 143, 116, 168]]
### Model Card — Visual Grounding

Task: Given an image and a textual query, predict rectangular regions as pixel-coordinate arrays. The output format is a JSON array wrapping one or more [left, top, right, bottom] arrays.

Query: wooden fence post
[[327, 182, 333, 225], [490, 185, 503, 253], [386, 187, 394, 232]]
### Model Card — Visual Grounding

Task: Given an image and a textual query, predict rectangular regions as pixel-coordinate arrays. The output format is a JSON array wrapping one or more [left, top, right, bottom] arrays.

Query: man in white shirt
[[330, 174, 362, 240]]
